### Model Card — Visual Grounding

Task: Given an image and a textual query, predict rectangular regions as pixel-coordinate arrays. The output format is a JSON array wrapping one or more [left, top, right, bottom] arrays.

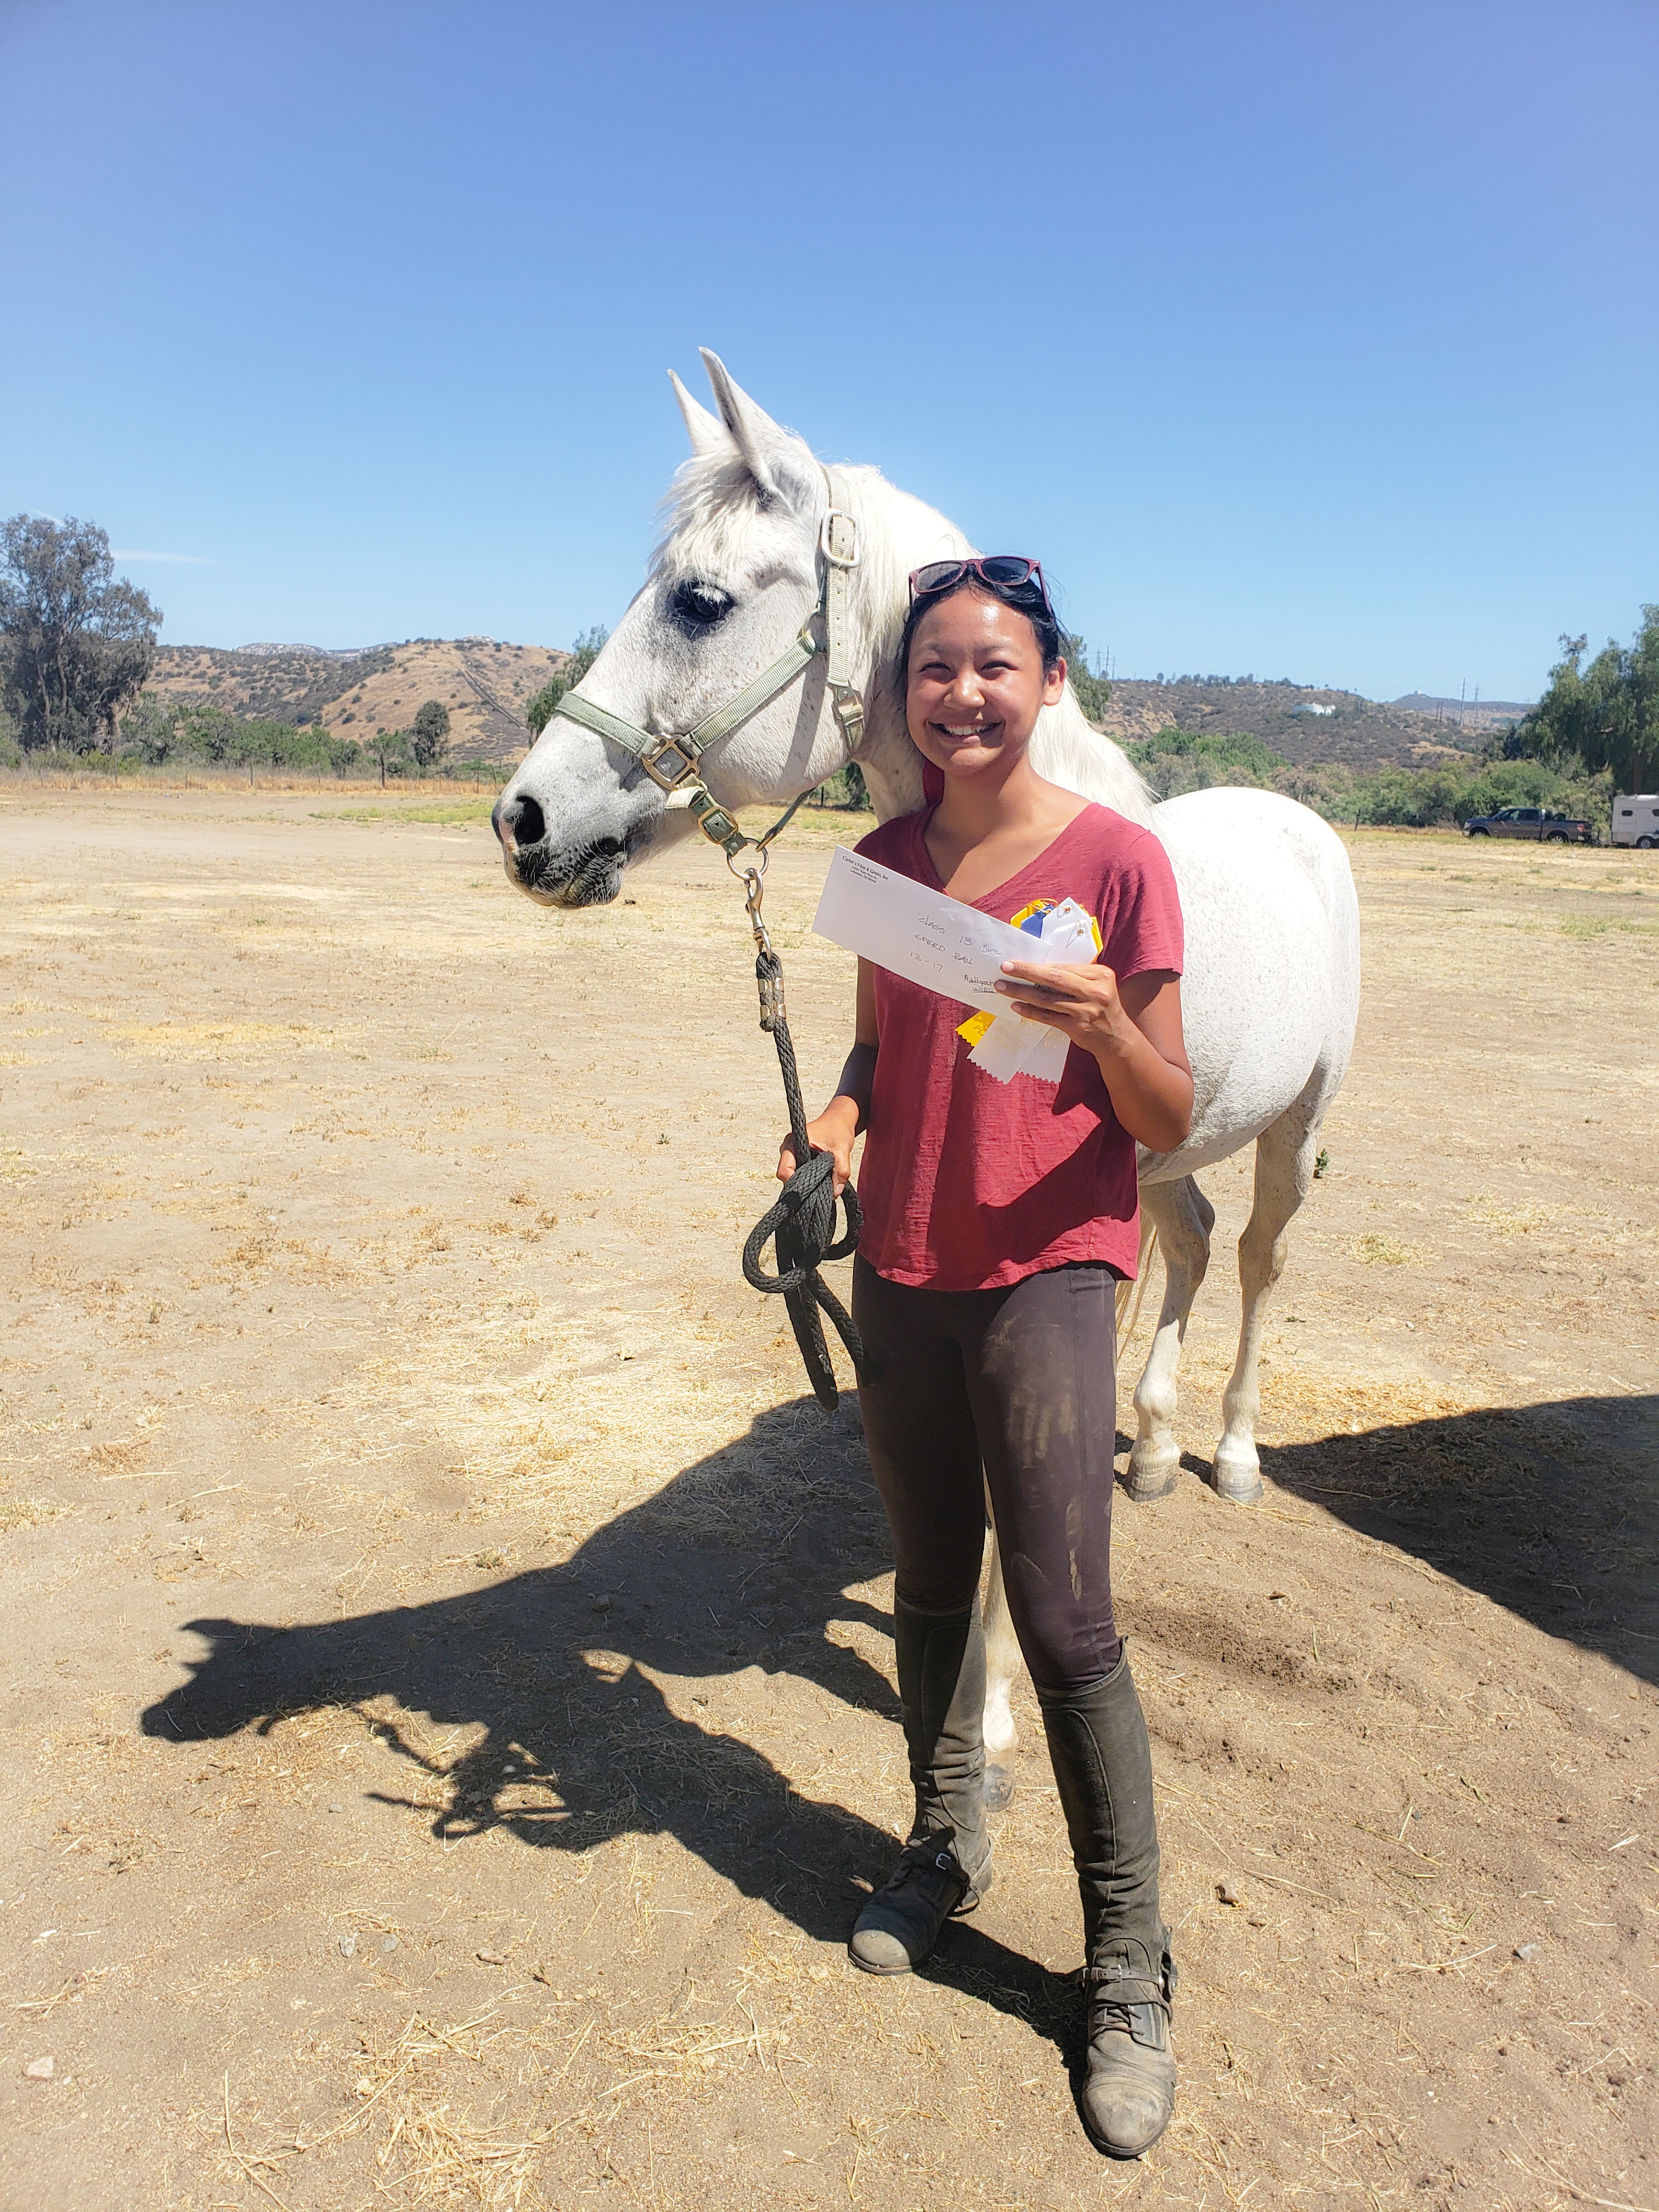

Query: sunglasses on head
[[907, 556, 1056, 623]]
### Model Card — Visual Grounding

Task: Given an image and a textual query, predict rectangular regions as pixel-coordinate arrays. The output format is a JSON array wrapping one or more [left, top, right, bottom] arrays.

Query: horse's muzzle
[[493, 797, 627, 907]]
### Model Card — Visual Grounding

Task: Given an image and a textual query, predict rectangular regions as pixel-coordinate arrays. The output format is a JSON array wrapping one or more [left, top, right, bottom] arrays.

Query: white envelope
[[811, 851, 1098, 1088], [811, 846, 1074, 1012]]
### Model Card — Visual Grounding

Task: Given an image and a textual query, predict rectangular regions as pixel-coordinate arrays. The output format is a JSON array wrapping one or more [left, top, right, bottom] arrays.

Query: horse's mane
[[654, 447, 1154, 828]]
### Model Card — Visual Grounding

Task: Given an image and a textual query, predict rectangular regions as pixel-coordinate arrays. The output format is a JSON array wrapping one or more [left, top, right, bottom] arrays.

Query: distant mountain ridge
[[1391, 691, 1533, 732], [142, 637, 1522, 775], [1092, 678, 1492, 771], [233, 641, 395, 661]]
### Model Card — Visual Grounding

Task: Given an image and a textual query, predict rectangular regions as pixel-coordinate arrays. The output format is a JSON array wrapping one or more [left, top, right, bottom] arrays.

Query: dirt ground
[[0, 782, 1654, 2212]]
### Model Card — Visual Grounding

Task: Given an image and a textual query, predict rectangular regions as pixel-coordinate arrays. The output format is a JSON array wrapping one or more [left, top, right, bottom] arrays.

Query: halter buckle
[[819, 509, 860, 568], [639, 733, 699, 791]]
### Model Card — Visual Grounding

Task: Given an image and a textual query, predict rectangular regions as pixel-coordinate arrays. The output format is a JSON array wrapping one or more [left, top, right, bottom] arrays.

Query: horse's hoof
[[1211, 1452, 1263, 1505], [983, 1762, 1017, 1813], [1121, 1455, 1180, 1504]]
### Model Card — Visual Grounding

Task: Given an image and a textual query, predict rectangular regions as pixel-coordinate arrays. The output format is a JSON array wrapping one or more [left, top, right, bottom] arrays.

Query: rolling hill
[[144, 636, 573, 763], [140, 640, 1528, 777], [1088, 678, 1508, 771]]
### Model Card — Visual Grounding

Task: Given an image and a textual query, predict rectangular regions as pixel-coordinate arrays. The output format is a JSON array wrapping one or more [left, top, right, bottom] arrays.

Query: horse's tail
[[1115, 1214, 1160, 1346]]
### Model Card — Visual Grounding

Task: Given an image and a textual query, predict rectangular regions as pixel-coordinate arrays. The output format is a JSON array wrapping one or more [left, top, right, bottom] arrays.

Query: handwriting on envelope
[[811, 847, 1076, 1014]]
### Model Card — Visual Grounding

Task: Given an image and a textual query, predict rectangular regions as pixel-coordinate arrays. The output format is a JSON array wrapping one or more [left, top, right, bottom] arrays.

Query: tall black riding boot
[[849, 1598, 993, 1974], [1039, 1646, 1176, 2158]]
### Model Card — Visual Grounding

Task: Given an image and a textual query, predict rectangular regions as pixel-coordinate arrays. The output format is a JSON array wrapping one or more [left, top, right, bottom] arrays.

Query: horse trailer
[[1612, 794, 1659, 848]]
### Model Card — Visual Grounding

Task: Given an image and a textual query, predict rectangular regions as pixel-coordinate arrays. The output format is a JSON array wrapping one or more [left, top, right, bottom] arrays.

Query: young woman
[[777, 558, 1192, 2159]]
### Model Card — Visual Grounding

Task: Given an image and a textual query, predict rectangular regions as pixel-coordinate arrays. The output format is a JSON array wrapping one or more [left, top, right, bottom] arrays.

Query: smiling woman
[[778, 556, 1192, 2159]]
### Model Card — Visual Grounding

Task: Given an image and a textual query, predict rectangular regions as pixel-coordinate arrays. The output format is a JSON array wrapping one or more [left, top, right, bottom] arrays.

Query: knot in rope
[[741, 941, 865, 1410]]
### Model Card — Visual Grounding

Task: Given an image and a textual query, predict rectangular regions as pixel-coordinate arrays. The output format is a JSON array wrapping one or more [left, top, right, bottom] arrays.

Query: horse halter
[[545, 479, 866, 865]]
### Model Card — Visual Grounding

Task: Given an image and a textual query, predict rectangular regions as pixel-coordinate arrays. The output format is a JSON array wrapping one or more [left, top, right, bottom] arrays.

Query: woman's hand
[[995, 960, 1194, 1154], [777, 1102, 859, 1197], [995, 956, 1130, 1051]]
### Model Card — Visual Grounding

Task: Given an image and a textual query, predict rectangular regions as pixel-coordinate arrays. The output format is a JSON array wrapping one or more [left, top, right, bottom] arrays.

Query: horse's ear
[[668, 369, 729, 459], [699, 349, 809, 507]]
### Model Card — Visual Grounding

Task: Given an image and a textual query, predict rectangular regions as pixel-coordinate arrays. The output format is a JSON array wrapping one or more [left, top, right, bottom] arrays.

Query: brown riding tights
[[852, 1255, 1123, 1697]]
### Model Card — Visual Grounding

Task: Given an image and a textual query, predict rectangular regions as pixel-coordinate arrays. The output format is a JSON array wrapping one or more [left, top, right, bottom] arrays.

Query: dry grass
[[1352, 1232, 1423, 1266], [112, 1019, 352, 1061]]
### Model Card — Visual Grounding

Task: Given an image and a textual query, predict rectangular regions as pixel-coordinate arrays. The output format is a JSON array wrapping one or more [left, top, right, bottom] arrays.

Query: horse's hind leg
[[1124, 1175, 1215, 1503], [1212, 1099, 1323, 1504]]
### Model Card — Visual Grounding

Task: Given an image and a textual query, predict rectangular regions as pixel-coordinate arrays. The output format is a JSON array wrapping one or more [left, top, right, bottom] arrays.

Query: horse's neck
[[836, 471, 1154, 830]]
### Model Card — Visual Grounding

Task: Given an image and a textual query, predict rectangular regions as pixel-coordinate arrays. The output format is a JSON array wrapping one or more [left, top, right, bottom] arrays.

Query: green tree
[[120, 690, 182, 764], [525, 674, 568, 736], [1514, 608, 1659, 792], [411, 698, 450, 768], [1063, 636, 1114, 724], [567, 625, 608, 680], [365, 726, 411, 786], [177, 702, 240, 760], [526, 625, 611, 737], [0, 514, 161, 751]]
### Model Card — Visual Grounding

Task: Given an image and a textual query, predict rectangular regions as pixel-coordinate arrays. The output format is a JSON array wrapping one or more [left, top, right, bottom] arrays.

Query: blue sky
[[4, 1, 1655, 702]]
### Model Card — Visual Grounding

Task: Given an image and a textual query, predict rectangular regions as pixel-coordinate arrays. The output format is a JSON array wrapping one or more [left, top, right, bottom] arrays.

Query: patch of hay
[[1463, 1194, 1558, 1236], [1352, 1233, 1424, 1266], [112, 1020, 355, 1062]]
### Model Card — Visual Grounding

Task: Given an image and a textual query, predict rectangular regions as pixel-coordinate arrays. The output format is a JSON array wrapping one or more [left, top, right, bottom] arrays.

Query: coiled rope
[[736, 866, 865, 1410]]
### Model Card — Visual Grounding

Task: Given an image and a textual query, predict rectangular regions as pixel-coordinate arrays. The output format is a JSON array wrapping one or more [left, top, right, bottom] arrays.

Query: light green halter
[[548, 498, 865, 862]]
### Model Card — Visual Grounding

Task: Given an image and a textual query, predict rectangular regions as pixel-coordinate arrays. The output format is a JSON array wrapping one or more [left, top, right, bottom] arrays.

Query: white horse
[[494, 353, 1359, 1805]]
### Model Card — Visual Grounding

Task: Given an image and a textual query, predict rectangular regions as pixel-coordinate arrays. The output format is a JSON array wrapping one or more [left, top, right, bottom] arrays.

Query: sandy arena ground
[[0, 783, 1654, 2212]]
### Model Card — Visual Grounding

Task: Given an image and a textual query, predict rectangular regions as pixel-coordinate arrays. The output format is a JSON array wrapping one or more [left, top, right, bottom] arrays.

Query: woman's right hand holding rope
[[777, 1101, 858, 1198]]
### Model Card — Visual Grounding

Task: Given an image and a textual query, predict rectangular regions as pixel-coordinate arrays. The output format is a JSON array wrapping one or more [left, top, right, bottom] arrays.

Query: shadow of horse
[[141, 1393, 1078, 2048], [140, 1386, 1654, 2056], [1259, 1390, 1658, 1686]]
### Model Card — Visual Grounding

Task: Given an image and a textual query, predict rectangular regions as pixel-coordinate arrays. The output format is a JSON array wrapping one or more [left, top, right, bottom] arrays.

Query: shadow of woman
[[140, 1392, 1078, 2054]]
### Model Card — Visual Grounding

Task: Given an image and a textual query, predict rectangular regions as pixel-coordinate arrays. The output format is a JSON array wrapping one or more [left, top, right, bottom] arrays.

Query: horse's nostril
[[496, 794, 545, 849]]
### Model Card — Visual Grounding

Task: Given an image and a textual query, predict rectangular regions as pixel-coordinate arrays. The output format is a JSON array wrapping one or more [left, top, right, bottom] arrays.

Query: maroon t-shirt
[[853, 803, 1184, 1291]]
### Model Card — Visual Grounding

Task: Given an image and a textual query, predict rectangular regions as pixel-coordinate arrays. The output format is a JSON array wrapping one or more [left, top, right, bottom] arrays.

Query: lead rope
[[735, 857, 865, 1409]]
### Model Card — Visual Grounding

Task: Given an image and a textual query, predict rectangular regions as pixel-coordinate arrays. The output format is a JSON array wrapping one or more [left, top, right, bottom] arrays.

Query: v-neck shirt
[[851, 802, 1184, 1290]]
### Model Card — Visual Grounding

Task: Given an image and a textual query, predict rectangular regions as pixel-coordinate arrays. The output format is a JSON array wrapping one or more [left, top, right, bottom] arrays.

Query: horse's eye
[[669, 579, 734, 633]]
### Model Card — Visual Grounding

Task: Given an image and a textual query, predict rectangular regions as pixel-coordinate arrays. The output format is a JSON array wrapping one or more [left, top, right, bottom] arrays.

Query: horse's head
[[494, 353, 1153, 903], [493, 352, 917, 906]]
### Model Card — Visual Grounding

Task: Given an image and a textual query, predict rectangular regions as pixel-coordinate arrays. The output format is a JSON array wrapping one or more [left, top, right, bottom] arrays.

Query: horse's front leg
[[1212, 1104, 1321, 1503], [1124, 1175, 1215, 1502], [980, 1526, 1022, 1811]]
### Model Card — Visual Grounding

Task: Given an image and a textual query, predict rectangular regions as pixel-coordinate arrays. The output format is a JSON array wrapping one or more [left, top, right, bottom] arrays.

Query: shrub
[[811, 763, 873, 810], [1125, 727, 1284, 800]]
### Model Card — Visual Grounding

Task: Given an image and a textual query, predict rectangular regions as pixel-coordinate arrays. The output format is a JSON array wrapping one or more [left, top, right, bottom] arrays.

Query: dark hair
[[898, 570, 1066, 692]]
